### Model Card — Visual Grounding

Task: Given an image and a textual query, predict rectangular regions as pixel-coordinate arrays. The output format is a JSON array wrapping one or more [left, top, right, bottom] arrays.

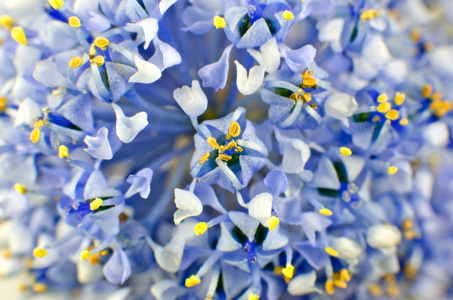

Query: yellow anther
[[404, 263, 417, 279], [218, 145, 225, 153], [387, 166, 398, 175], [93, 36, 109, 49], [0, 15, 14, 30], [89, 253, 100, 265], [282, 10, 294, 21], [90, 198, 103, 211], [282, 264, 294, 279], [360, 9, 379, 21], [30, 128, 40, 144], [268, 216, 279, 231], [34, 120, 44, 128], [199, 152, 210, 164], [185, 275, 201, 288], [325, 247, 338, 257], [58, 145, 70, 159], [0, 97, 7, 113], [225, 141, 237, 150], [33, 248, 48, 258], [229, 121, 241, 137], [89, 43, 97, 57], [100, 249, 109, 256], [48, 0, 64, 9], [69, 56, 83, 68], [430, 100, 452, 117], [91, 55, 104, 66], [385, 110, 399, 120], [399, 118, 408, 126], [3, 249, 11, 258], [289, 92, 300, 101], [310, 103, 317, 109], [226, 134, 232, 140], [218, 153, 232, 161], [402, 218, 413, 230], [377, 102, 391, 113], [32, 283, 48, 293], [387, 282, 400, 298], [340, 147, 352, 156], [394, 92, 406, 106], [377, 93, 388, 103], [302, 76, 317, 88], [340, 269, 351, 282], [302, 92, 312, 102], [235, 146, 243, 153], [14, 183, 27, 195], [431, 91, 442, 102], [325, 280, 335, 295], [410, 29, 421, 42], [11, 26, 27, 45], [213, 16, 226, 29], [207, 137, 219, 149], [368, 283, 383, 297], [334, 280, 347, 289], [18, 283, 27, 292], [273, 266, 284, 275], [421, 84, 433, 98], [319, 208, 332, 216], [194, 222, 208, 236], [80, 250, 90, 260], [404, 230, 418, 240], [68, 16, 81, 28], [248, 293, 260, 300], [372, 115, 381, 122]]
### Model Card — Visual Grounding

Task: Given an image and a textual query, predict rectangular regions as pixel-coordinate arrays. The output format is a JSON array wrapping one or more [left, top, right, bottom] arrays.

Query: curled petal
[[129, 55, 162, 84], [173, 80, 208, 117], [173, 189, 203, 225], [112, 103, 148, 143], [234, 61, 265, 95], [84, 127, 113, 160]]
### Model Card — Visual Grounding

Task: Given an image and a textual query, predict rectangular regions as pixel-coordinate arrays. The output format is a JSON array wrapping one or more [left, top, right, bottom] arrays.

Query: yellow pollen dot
[[310, 103, 317, 109], [89, 44, 97, 57], [421, 84, 433, 98], [0, 97, 7, 113], [226, 134, 232, 140], [30, 128, 40, 144], [32, 283, 48, 293], [0, 15, 14, 30], [185, 275, 201, 288], [91, 55, 104, 66], [301, 69, 317, 88], [431, 91, 442, 102], [289, 92, 299, 101], [369, 283, 383, 297], [387, 166, 398, 175], [34, 120, 44, 128], [325, 247, 338, 257], [14, 183, 27, 195], [194, 222, 208, 236], [100, 249, 109, 256], [430, 100, 453, 117], [93, 36, 109, 49], [248, 293, 260, 300], [334, 280, 347, 289], [90, 198, 103, 211], [377, 102, 391, 113], [11, 26, 27, 45], [399, 118, 408, 126], [282, 10, 294, 21], [385, 110, 399, 120], [394, 92, 406, 106], [319, 208, 332, 216], [89, 253, 100, 265], [80, 250, 90, 260], [387, 282, 400, 298], [69, 56, 83, 68], [340, 269, 351, 282], [68, 16, 81, 28], [58, 145, 70, 159], [360, 9, 379, 21], [410, 29, 421, 42], [282, 264, 294, 279], [207, 137, 219, 149], [302, 92, 312, 102], [213, 16, 226, 29], [340, 147, 352, 156], [229, 121, 241, 137], [402, 218, 413, 230], [48, 0, 64, 10], [377, 93, 388, 103], [199, 152, 210, 164], [33, 247, 48, 258], [372, 115, 381, 122], [404, 263, 417, 279], [326, 280, 335, 295], [218, 153, 232, 161], [268, 216, 279, 231]]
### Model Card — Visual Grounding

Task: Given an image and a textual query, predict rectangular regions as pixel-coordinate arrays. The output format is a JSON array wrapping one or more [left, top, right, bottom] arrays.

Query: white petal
[[331, 237, 363, 265], [159, 0, 178, 15], [77, 260, 104, 283], [216, 223, 242, 252], [173, 80, 208, 117], [288, 271, 321, 296], [234, 61, 265, 95], [318, 18, 344, 53], [362, 35, 391, 70], [124, 18, 159, 49], [129, 55, 162, 84], [248, 192, 273, 222], [324, 91, 358, 125], [422, 122, 450, 147], [14, 98, 42, 126], [148, 235, 185, 273], [367, 224, 402, 249], [247, 38, 280, 73], [173, 189, 203, 225], [112, 103, 148, 143]]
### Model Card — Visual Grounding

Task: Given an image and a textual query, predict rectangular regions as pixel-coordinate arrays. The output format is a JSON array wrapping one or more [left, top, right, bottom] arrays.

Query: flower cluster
[[0, 0, 452, 299]]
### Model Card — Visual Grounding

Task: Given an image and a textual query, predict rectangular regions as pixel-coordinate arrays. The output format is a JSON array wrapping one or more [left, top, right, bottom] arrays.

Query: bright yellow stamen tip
[[58, 145, 70, 159], [200, 152, 210, 164], [248, 293, 260, 300], [89, 253, 100, 265], [48, 0, 64, 9], [0, 15, 14, 30], [91, 55, 104, 66], [340, 147, 352, 156], [90, 198, 103, 211], [68, 16, 81, 28], [207, 137, 219, 149], [302, 92, 312, 102], [402, 218, 413, 230], [377, 93, 388, 103], [360, 9, 379, 21], [213, 16, 226, 29], [33, 247, 48, 258], [319, 208, 332, 216], [229, 121, 241, 137], [34, 120, 44, 128], [94, 36, 109, 49], [268, 216, 279, 231], [377, 102, 391, 113], [32, 283, 48, 293], [185, 275, 201, 288], [325, 247, 338, 257], [421, 84, 433, 98], [399, 118, 408, 126], [11, 26, 27, 45], [14, 183, 27, 195], [80, 250, 90, 260], [218, 153, 232, 161], [369, 283, 383, 297], [430, 100, 453, 117], [282, 264, 294, 279], [30, 128, 40, 144], [394, 92, 406, 106], [326, 280, 335, 295], [282, 10, 294, 21], [0, 97, 7, 113], [385, 110, 399, 120], [387, 166, 398, 175], [334, 280, 348, 289], [194, 222, 208, 236], [100, 249, 109, 256], [340, 269, 351, 282], [69, 56, 83, 68]]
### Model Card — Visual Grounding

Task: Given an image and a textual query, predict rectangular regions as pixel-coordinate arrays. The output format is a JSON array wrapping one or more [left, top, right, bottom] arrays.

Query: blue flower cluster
[[0, 0, 452, 299]]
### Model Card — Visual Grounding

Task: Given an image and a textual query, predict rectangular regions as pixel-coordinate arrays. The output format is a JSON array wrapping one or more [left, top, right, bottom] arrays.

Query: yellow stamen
[[340, 269, 351, 282], [402, 218, 413, 230], [387, 166, 398, 175], [360, 9, 379, 21], [199, 152, 210, 164], [325, 247, 338, 257], [80, 250, 90, 260], [0, 97, 7, 113], [48, 0, 64, 10], [229, 121, 241, 137], [302, 92, 312, 102], [226, 134, 232, 140], [91, 55, 104, 66], [248, 293, 260, 300], [282, 264, 294, 279], [334, 280, 347, 289], [3, 249, 11, 258], [410, 29, 421, 42], [34, 120, 44, 128], [30, 128, 40, 143], [268, 216, 279, 231], [372, 115, 381, 122], [58, 145, 70, 159], [89, 253, 100, 265], [385, 110, 399, 120], [213, 16, 226, 29], [404, 263, 417, 279], [431, 91, 442, 102], [185, 275, 201, 288], [89, 43, 96, 57], [68, 16, 81, 28], [33, 247, 48, 258], [387, 282, 399, 298], [207, 137, 219, 149], [421, 84, 432, 98], [399, 118, 408, 126], [369, 283, 382, 297], [302, 76, 316, 88], [93, 36, 109, 49], [289, 93, 299, 101], [218, 153, 232, 161], [32, 283, 48, 293], [282, 10, 294, 21], [69, 56, 83, 68], [218, 145, 225, 153], [194, 222, 208, 236], [100, 249, 109, 256], [430, 100, 452, 117], [377, 93, 388, 103], [235, 146, 243, 153], [310, 103, 317, 109], [377, 102, 391, 113], [11, 26, 27, 45], [225, 141, 237, 150], [90, 198, 103, 211], [340, 147, 352, 156], [326, 280, 335, 295], [18, 283, 27, 292], [394, 92, 406, 106], [273, 266, 284, 276], [319, 208, 332, 216], [0, 15, 14, 30], [14, 183, 27, 194]]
